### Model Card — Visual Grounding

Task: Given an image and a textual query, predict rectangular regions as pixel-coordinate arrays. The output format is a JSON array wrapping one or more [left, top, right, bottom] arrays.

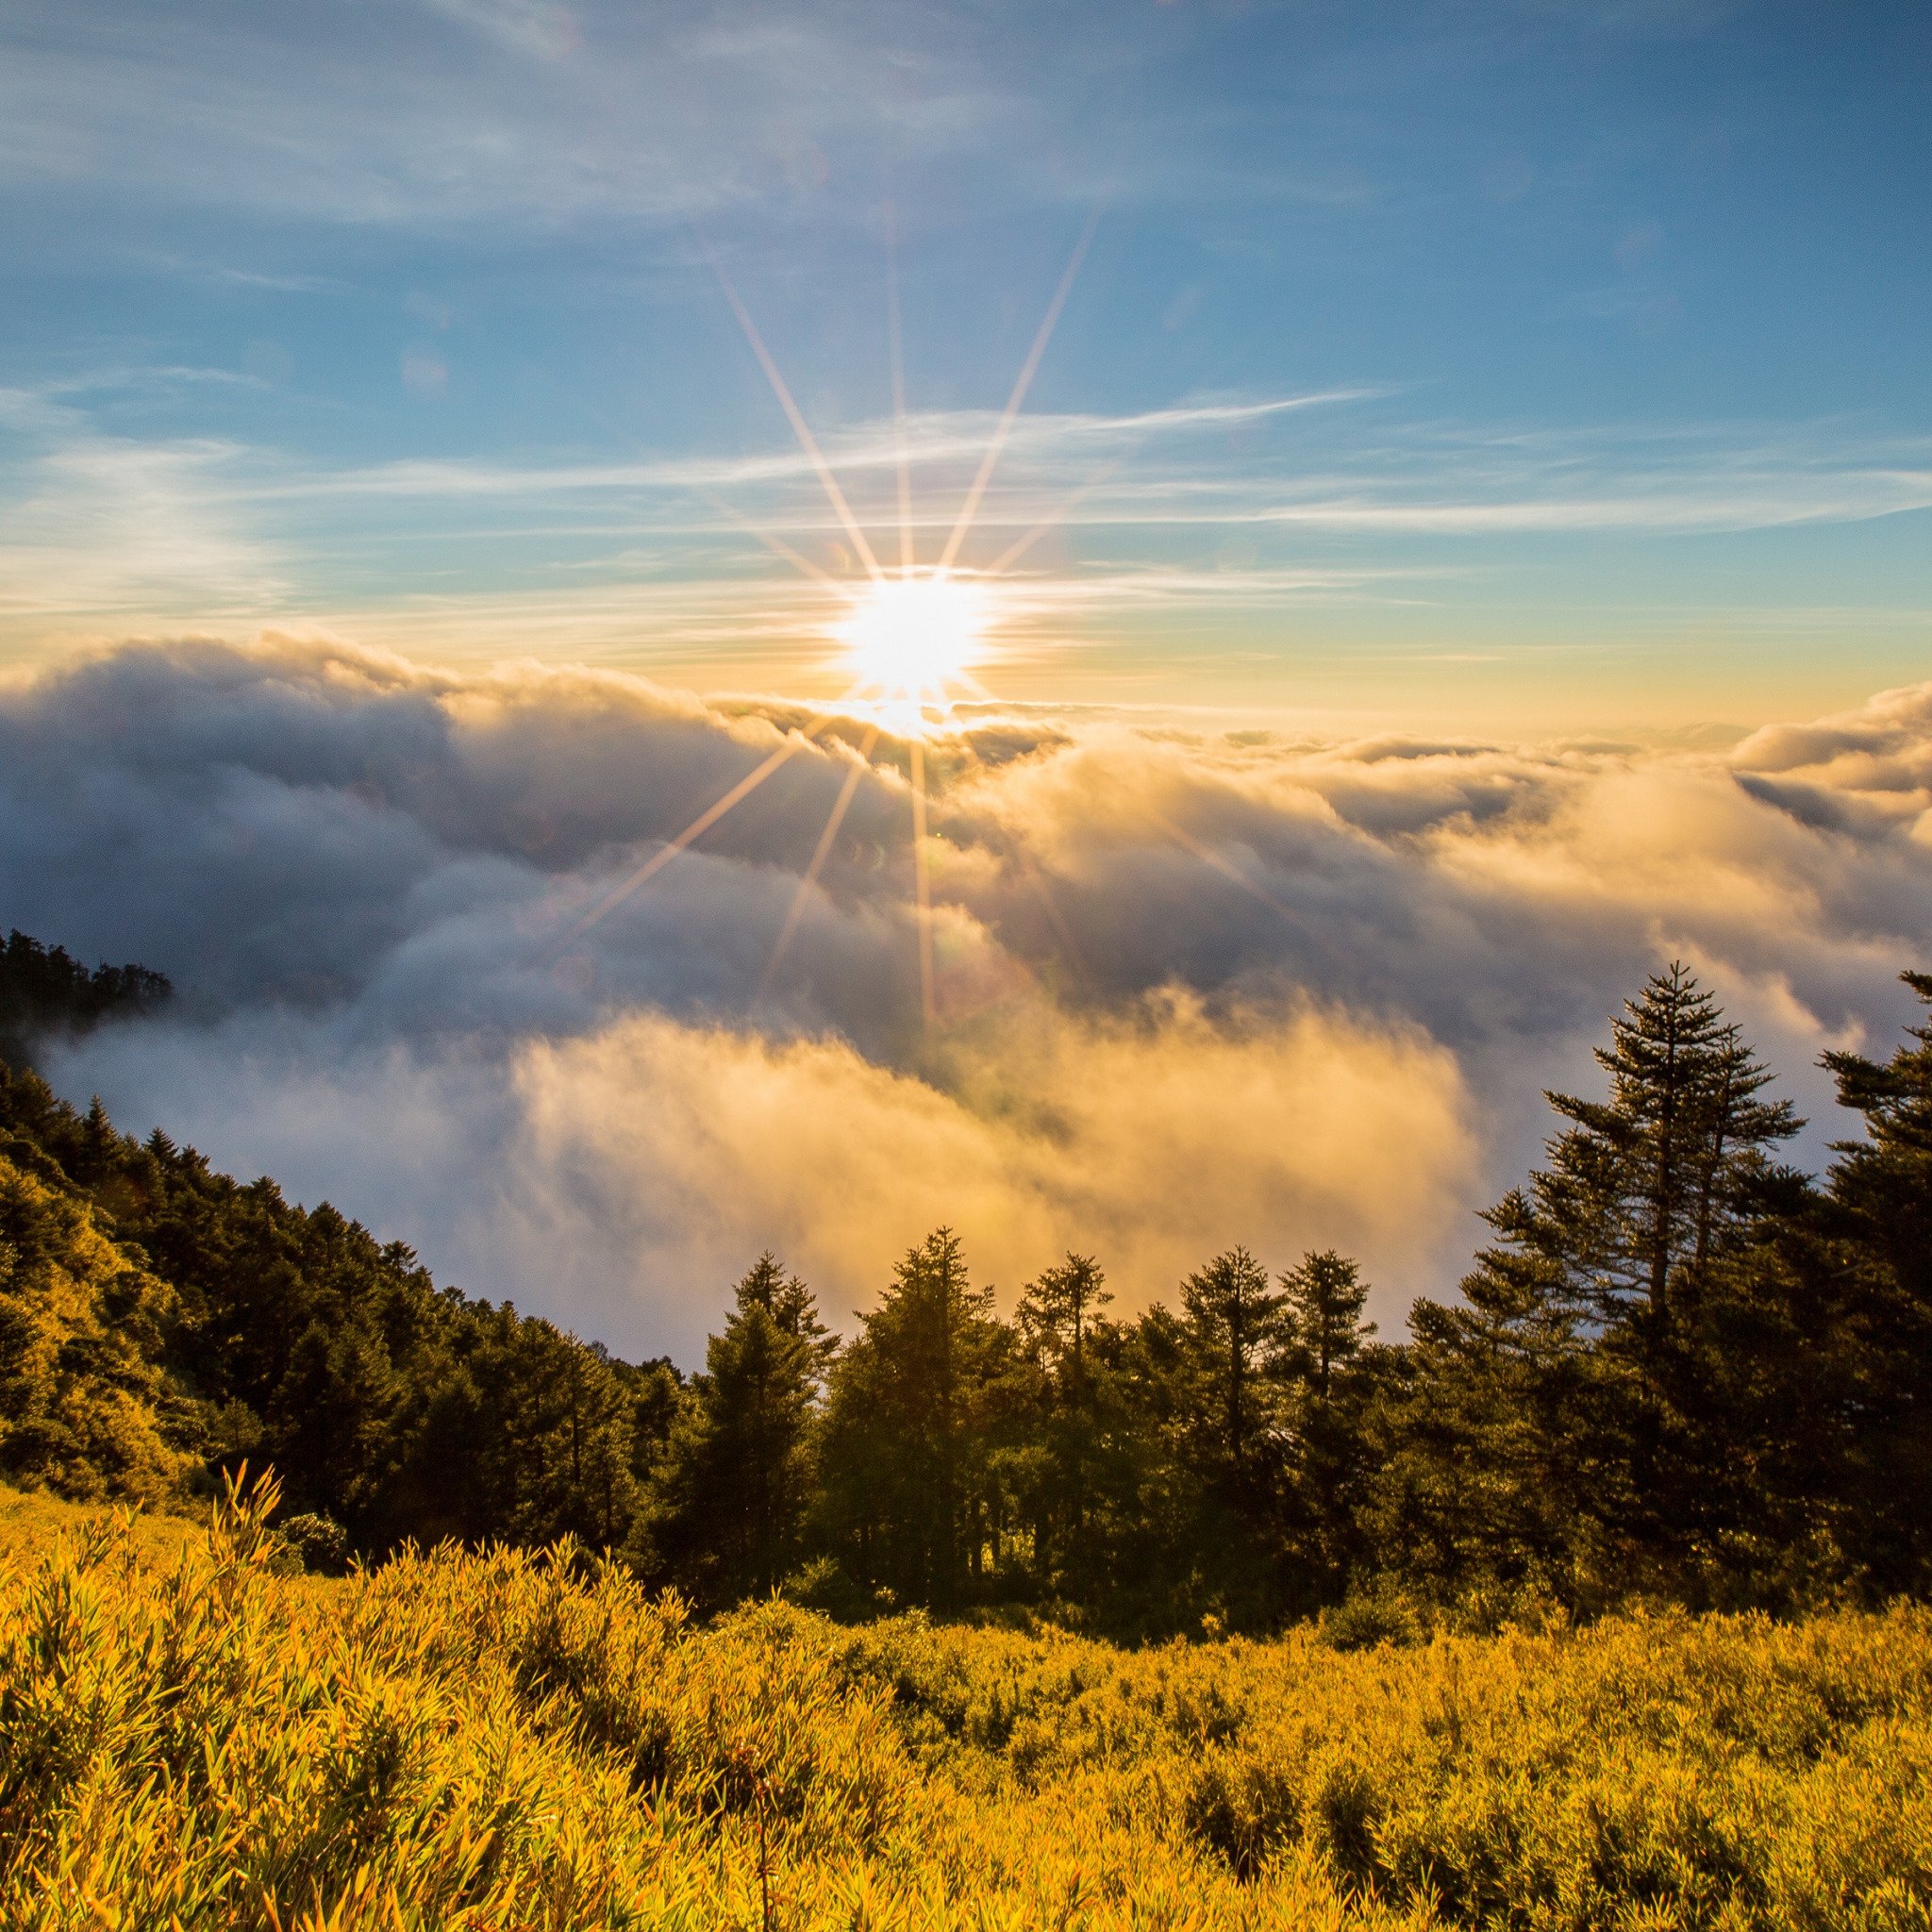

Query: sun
[[573, 223, 1100, 1027], [837, 571, 990, 706]]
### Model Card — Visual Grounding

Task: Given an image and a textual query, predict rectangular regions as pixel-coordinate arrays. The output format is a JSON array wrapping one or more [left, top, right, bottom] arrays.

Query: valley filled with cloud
[[8, 633, 1926, 1359]]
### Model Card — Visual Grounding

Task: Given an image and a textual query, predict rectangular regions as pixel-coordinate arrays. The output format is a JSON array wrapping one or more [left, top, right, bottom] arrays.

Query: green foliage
[[1379, 963, 1824, 1610], [276, 1509, 350, 1575], [0, 929, 170, 1070], [0, 1056, 680, 1559], [7, 925, 1932, 1641], [0, 1151, 196, 1503], [1179, 1245, 1291, 1499], [644, 1257, 827, 1606], [818, 1229, 1021, 1612]]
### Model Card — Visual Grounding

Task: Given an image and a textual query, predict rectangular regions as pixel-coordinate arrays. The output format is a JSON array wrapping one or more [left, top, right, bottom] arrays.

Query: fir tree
[[644, 1260, 823, 1605], [817, 1229, 1009, 1608], [1812, 972, 1932, 1591], [1279, 1251, 1378, 1591], [1385, 964, 1800, 1603], [1180, 1246, 1291, 1499], [1541, 960, 1801, 1347], [1016, 1252, 1114, 1586], [732, 1250, 839, 1379], [1281, 1250, 1374, 1400]]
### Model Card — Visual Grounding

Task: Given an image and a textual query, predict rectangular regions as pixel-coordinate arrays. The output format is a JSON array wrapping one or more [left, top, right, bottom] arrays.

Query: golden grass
[[1, 1478, 1928, 1930], [0, 1477, 204, 1568]]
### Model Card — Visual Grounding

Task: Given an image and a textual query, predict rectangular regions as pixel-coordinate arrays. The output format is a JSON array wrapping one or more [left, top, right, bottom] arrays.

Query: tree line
[[2, 940, 1929, 1632], [0, 928, 171, 1067]]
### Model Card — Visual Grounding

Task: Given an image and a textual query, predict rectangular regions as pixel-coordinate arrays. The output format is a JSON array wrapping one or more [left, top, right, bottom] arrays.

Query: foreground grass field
[[3, 1483, 1929, 1930]]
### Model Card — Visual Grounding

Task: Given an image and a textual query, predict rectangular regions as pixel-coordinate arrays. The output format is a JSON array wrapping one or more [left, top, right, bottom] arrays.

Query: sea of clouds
[[7, 634, 1931, 1361]]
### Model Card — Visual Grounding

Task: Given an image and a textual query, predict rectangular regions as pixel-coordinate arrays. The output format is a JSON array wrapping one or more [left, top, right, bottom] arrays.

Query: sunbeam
[[757, 723, 881, 1001], [887, 202, 916, 575], [704, 240, 884, 580], [564, 715, 844, 942], [683, 213, 1105, 1032], [1143, 804, 1308, 932], [694, 484, 842, 590], [938, 208, 1103, 573]]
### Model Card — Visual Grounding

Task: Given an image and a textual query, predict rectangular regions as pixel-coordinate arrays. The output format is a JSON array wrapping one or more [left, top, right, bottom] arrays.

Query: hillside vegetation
[[4, 943, 1932, 1633], [6, 932, 1932, 1926], [4, 1477, 1929, 1930]]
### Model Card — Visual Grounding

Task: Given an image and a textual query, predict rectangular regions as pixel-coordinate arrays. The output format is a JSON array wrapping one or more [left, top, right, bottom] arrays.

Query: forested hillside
[[3, 936, 1930, 1634], [0, 929, 169, 1066]]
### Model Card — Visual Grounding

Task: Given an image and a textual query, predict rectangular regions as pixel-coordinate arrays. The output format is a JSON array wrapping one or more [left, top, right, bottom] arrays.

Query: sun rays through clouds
[[567, 214, 1111, 1039]]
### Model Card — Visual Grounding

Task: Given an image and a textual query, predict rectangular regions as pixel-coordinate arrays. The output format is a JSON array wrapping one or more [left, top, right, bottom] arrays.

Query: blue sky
[[8, 1, 1932, 1336], [2, 0, 1927, 730]]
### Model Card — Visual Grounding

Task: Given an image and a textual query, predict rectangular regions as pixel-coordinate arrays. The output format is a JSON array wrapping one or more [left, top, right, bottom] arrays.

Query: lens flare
[[838, 572, 989, 699]]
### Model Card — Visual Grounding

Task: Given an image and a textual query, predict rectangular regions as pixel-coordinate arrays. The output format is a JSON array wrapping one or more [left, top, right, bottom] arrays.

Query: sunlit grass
[[2, 1476, 1928, 1929]]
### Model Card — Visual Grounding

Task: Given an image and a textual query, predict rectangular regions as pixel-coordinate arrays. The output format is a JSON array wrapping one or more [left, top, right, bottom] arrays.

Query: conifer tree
[[1019, 1253, 1111, 1391], [1538, 961, 1800, 1347], [1813, 972, 1932, 1590], [1180, 1247, 1291, 1499], [1824, 971, 1932, 1305], [1281, 1250, 1374, 1399], [644, 1256, 825, 1604], [1382, 964, 1800, 1602], [1017, 1253, 1114, 1586], [817, 1228, 1009, 1607], [1279, 1250, 1378, 1588], [733, 1250, 839, 1379]]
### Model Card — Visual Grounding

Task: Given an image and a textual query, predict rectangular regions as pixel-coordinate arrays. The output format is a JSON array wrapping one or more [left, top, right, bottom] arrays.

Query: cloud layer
[[10, 636, 1931, 1358]]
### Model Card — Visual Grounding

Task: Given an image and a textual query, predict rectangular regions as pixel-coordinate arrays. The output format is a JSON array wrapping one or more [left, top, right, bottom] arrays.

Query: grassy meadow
[[4, 1479, 1930, 1931]]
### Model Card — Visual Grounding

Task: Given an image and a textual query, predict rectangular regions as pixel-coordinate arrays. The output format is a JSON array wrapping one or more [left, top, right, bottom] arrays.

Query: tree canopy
[[4, 944, 1931, 1630]]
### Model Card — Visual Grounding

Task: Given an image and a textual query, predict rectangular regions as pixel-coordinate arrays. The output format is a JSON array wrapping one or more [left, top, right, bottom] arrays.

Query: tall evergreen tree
[[1811, 972, 1932, 1591], [1281, 1251, 1374, 1399], [1279, 1251, 1378, 1590], [644, 1258, 824, 1606], [1381, 965, 1800, 1604], [1019, 1253, 1111, 1391], [1541, 961, 1801, 1348], [732, 1250, 839, 1378], [817, 1228, 1010, 1608], [1016, 1253, 1114, 1588], [1180, 1246, 1291, 1499]]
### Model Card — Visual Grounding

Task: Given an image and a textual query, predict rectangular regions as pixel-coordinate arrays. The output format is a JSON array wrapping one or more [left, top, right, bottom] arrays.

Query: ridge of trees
[[1, 941, 1929, 1633], [0, 1059, 683, 1549], [0, 929, 171, 1067]]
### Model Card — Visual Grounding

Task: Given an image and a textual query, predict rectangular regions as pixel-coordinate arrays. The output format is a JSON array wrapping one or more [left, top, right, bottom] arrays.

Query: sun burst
[[837, 571, 990, 717], [569, 214, 1137, 1042]]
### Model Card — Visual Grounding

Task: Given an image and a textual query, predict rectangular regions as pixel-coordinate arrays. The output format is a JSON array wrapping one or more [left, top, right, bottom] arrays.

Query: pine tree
[[1824, 971, 1932, 1305], [817, 1228, 1009, 1608], [732, 1250, 839, 1379], [1543, 961, 1800, 1348], [1279, 1251, 1378, 1590], [1019, 1253, 1111, 1392], [1383, 965, 1799, 1604], [1811, 972, 1932, 1591], [1179, 1247, 1291, 1501], [1016, 1253, 1114, 1587], [643, 1256, 825, 1605], [1281, 1250, 1374, 1400]]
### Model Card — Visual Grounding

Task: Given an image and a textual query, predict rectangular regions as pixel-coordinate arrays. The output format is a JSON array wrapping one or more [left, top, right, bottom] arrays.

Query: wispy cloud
[[3, 371, 1926, 664], [0, 0, 1036, 227], [0, 389, 284, 622]]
